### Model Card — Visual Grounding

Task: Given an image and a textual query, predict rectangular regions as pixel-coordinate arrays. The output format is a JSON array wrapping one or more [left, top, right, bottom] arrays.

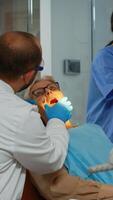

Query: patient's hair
[[111, 11, 113, 32], [106, 12, 113, 46], [37, 75, 55, 83]]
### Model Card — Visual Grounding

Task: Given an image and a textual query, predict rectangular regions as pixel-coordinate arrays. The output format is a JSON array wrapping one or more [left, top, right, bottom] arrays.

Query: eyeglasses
[[32, 82, 60, 97], [35, 59, 44, 71], [35, 65, 44, 71]]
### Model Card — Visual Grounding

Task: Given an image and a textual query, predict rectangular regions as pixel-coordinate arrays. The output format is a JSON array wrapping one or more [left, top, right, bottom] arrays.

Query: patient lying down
[[26, 76, 113, 200]]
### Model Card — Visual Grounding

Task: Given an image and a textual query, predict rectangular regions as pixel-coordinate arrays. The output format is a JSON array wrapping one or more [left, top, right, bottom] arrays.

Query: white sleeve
[[13, 107, 69, 174]]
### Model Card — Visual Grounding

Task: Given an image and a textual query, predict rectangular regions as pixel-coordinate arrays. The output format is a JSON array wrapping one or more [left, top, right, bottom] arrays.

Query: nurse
[[86, 12, 113, 143], [86, 42, 113, 142]]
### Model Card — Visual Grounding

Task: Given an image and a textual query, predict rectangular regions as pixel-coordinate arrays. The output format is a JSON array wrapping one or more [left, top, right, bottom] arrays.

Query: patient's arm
[[29, 167, 113, 200]]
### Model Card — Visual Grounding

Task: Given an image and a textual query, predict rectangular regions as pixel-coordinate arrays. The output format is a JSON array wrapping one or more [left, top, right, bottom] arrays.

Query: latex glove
[[44, 102, 72, 122], [58, 97, 73, 112]]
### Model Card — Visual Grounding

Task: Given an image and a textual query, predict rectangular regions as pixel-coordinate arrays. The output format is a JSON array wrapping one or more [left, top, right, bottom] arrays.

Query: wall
[[40, 0, 113, 124], [51, 0, 91, 124], [40, 0, 52, 75]]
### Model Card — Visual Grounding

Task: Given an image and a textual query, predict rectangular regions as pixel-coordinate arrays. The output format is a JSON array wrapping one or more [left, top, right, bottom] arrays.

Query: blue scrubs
[[87, 45, 113, 142], [64, 124, 113, 185]]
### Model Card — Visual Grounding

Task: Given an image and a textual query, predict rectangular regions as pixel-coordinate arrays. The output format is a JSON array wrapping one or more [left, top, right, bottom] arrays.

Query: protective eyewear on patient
[[32, 82, 60, 97]]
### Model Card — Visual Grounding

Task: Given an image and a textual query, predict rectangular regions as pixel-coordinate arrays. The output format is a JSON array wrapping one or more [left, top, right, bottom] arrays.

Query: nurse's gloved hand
[[44, 102, 72, 122], [58, 97, 73, 112]]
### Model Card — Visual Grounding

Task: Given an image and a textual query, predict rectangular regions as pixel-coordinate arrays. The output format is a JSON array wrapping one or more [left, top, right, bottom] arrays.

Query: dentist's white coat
[[0, 80, 69, 200]]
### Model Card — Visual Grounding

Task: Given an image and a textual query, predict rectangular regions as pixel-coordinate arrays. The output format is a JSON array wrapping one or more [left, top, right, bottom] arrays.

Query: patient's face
[[30, 80, 64, 109]]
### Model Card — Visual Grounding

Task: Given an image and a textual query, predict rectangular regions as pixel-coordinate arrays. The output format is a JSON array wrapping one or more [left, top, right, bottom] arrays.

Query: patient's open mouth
[[50, 98, 58, 104]]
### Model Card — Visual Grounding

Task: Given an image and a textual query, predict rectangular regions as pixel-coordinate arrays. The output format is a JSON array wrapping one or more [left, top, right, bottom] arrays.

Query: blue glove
[[44, 102, 72, 122]]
